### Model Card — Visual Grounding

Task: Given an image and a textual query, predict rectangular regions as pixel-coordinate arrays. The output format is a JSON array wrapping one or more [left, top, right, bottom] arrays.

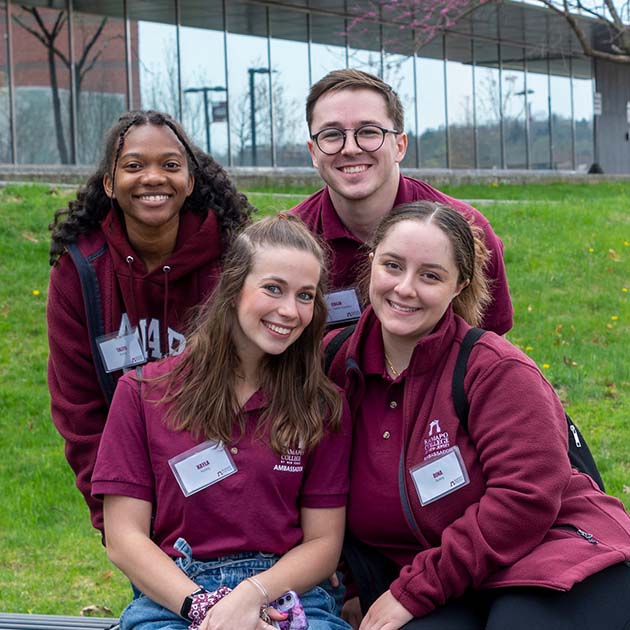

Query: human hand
[[358, 590, 412, 630], [341, 596, 362, 629]]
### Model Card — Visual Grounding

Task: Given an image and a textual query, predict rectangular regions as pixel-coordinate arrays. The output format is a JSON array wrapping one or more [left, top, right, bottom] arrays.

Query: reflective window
[[549, 58, 573, 169], [226, 1, 272, 166], [474, 40, 501, 169], [383, 27, 416, 167], [11, 4, 72, 163], [417, 38, 446, 167], [73, 6, 126, 165], [572, 57, 594, 171], [270, 8, 310, 166], [348, 20, 381, 75], [310, 13, 347, 83], [129, 3, 177, 114], [446, 35, 474, 168], [527, 57, 551, 169], [180, 4, 228, 164], [0, 2, 10, 162], [501, 45, 527, 169]]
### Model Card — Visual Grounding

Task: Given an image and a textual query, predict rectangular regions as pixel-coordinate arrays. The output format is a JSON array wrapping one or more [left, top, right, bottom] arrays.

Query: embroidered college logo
[[273, 448, 304, 473], [424, 418, 450, 458]]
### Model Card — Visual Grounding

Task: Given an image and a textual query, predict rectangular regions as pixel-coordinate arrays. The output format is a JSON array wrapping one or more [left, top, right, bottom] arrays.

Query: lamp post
[[248, 67, 271, 166], [183, 85, 227, 155]]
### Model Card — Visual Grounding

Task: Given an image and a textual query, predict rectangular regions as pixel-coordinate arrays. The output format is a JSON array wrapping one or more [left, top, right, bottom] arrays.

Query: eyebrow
[[315, 120, 383, 130], [378, 252, 450, 274], [261, 275, 317, 290], [119, 151, 185, 159]]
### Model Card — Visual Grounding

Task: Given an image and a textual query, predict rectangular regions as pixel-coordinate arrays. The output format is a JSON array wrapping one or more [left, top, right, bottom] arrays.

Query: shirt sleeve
[[390, 354, 570, 617], [301, 394, 353, 509], [91, 373, 155, 503], [47, 258, 110, 532]]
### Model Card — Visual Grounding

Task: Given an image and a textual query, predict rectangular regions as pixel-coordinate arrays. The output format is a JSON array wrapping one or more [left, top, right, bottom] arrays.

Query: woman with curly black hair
[[47, 110, 253, 534]]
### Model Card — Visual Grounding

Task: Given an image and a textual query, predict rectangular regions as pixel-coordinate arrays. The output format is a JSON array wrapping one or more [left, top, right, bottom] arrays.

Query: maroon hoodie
[[47, 208, 223, 532]]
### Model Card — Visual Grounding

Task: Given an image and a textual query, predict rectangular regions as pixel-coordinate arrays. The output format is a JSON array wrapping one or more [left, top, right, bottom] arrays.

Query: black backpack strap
[[66, 242, 116, 407], [324, 324, 356, 374], [452, 327, 486, 433]]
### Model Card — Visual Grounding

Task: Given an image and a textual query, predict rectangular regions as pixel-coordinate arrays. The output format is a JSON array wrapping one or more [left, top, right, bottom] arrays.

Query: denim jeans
[[120, 538, 351, 630]]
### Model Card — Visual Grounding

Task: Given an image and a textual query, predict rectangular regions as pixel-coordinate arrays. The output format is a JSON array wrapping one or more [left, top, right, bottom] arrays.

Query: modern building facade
[[1, 1, 628, 172]]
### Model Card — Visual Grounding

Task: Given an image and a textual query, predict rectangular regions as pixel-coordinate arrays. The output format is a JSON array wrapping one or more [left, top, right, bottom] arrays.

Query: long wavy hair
[[156, 213, 343, 453], [49, 110, 253, 265], [366, 201, 491, 327]]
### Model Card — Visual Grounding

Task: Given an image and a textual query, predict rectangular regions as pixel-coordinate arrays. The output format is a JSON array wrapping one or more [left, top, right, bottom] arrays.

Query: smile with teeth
[[263, 321, 293, 335], [137, 194, 170, 201], [387, 299, 419, 314], [339, 165, 369, 174]]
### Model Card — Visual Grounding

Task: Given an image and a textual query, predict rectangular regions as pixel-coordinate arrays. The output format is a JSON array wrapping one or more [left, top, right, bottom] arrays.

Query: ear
[[453, 278, 470, 298], [186, 173, 195, 197], [394, 132, 408, 164], [307, 139, 319, 169], [103, 173, 114, 198]]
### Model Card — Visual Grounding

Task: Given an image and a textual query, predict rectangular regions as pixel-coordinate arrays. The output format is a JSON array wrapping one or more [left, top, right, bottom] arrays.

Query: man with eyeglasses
[[290, 68, 513, 335]]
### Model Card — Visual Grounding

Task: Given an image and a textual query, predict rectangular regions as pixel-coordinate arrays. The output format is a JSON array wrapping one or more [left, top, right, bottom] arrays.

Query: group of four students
[[47, 69, 630, 630]]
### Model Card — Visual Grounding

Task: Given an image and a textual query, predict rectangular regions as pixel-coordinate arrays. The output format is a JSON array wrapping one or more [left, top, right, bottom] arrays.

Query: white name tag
[[169, 440, 238, 497], [96, 329, 146, 373], [326, 288, 362, 325], [409, 446, 469, 506]]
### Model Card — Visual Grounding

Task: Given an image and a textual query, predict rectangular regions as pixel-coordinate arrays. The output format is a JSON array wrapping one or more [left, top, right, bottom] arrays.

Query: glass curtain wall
[[129, 3, 177, 115], [0, 2, 10, 163], [180, 3, 228, 164], [446, 34, 475, 168], [526, 57, 551, 169], [501, 44, 527, 168], [572, 57, 594, 170], [382, 26, 417, 167], [416, 38, 447, 167], [269, 8, 311, 166], [73, 5, 126, 164], [226, 0, 272, 166], [348, 20, 381, 75], [549, 57, 573, 168], [474, 40, 501, 169], [11, 3, 72, 164], [309, 13, 347, 84]]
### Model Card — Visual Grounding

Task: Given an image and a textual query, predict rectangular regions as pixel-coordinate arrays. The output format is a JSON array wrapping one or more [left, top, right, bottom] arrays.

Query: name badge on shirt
[[169, 440, 238, 497], [409, 446, 470, 506], [96, 329, 146, 373], [325, 288, 362, 326]]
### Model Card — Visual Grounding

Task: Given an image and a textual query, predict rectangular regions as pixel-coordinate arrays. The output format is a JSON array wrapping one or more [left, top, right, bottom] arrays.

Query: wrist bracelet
[[182, 586, 232, 628], [245, 576, 269, 606]]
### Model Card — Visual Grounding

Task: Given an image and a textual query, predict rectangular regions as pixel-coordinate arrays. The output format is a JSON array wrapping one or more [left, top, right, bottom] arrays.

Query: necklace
[[384, 353, 400, 378]]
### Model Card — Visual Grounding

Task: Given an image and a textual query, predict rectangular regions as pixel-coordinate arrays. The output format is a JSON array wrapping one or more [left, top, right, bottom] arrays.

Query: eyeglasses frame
[[310, 124, 402, 155]]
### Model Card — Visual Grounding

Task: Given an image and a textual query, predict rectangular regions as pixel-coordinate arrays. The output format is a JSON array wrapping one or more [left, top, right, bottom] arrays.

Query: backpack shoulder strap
[[452, 327, 486, 433], [66, 241, 116, 407], [324, 324, 356, 375]]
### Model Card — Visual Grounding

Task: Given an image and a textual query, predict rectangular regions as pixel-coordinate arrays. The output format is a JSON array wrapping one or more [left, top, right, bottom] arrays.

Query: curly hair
[[49, 110, 253, 265]]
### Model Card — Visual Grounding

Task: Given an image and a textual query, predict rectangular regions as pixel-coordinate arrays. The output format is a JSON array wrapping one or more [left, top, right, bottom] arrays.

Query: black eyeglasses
[[310, 125, 401, 155]]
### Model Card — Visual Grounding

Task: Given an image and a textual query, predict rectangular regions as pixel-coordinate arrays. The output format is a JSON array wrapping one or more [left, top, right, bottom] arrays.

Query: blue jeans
[[120, 538, 351, 630]]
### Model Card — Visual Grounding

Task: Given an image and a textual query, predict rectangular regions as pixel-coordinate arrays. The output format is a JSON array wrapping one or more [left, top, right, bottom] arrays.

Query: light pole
[[248, 67, 271, 166], [183, 85, 227, 155]]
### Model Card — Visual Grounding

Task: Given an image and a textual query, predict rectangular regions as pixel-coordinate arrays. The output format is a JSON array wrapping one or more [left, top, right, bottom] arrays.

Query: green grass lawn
[[0, 181, 629, 616]]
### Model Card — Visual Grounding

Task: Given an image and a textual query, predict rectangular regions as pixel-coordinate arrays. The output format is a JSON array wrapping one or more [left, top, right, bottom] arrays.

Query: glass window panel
[[474, 40, 501, 169], [348, 20, 381, 75], [180, 3, 228, 164], [73, 6, 127, 165], [501, 45, 527, 168], [572, 58, 594, 171], [310, 14, 347, 82], [446, 36, 474, 168], [527, 57, 551, 169], [549, 58, 573, 169], [11, 4, 72, 164], [129, 3, 177, 114], [0, 2, 10, 162], [270, 8, 310, 166], [226, 1, 272, 166], [417, 38, 446, 167], [383, 27, 416, 167]]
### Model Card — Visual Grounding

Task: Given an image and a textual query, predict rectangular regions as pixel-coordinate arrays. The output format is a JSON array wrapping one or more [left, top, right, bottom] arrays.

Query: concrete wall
[[595, 59, 630, 174]]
